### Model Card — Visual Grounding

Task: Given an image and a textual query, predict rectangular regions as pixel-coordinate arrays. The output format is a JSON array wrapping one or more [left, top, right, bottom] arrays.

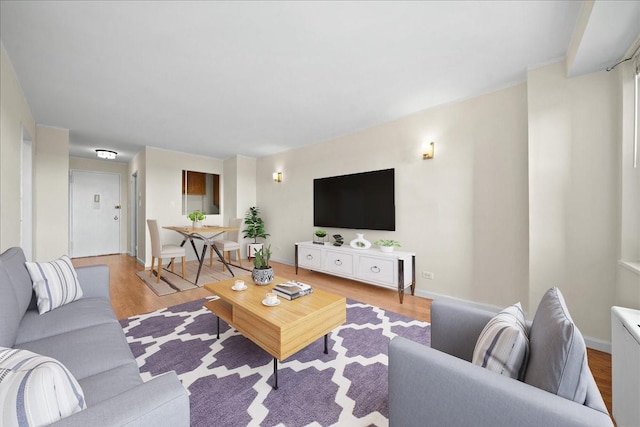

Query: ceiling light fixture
[[96, 149, 117, 160]]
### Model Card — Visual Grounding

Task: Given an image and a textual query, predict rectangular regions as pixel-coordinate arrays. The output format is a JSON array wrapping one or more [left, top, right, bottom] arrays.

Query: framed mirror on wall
[[182, 170, 220, 215]]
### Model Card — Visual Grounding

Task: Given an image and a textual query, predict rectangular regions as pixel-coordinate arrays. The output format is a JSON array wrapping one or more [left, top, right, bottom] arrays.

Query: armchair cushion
[[524, 287, 591, 405], [472, 302, 529, 380], [26, 256, 83, 314]]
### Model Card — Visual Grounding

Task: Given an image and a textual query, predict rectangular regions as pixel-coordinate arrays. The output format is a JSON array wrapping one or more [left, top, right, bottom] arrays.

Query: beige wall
[[142, 147, 224, 266], [258, 83, 531, 311], [222, 155, 257, 257], [69, 156, 130, 255], [33, 126, 70, 261], [528, 62, 620, 345], [0, 43, 36, 252], [615, 57, 640, 309]]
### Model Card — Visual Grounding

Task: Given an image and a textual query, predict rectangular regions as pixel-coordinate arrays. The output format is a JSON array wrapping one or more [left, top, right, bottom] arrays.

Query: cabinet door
[[298, 246, 322, 269], [324, 250, 354, 276], [358, 256, 395, 285], [182, 171, 206, 195]]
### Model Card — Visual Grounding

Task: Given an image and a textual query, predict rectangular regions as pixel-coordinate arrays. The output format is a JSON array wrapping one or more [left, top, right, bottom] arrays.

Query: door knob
[[114, 215, 119, 220]]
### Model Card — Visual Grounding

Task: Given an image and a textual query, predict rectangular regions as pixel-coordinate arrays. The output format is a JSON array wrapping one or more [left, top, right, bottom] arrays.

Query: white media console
[[295, 241, 416, 303]]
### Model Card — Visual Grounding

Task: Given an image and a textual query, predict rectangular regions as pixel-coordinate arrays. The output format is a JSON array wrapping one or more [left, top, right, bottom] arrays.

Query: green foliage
[[188, 210, 206, 222], [243, 207, 269, 243], [315, 230, 327, 237], [253, 245, 272, 269], [374, 239, 401, 247]]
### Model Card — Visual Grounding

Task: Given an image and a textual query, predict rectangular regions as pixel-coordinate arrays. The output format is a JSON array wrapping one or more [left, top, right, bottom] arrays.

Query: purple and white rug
[[120, 298, 430, 427]]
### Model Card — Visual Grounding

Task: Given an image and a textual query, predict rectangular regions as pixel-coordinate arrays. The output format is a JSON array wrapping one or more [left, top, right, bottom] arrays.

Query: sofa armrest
[[51, 372, 189, 427], [389, 337, 612, 427], [75, 265, 110, 301], [430, 299, 498, 361]]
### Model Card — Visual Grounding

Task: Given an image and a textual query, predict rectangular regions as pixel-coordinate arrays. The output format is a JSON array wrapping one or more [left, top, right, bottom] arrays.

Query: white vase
[[193, 220, 203, 229], [350, 233, 371, 249], [379, 245, 394, 253]]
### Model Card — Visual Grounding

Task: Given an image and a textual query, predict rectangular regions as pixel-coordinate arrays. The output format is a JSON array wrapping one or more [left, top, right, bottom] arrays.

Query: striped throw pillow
[[472, 302, 530, 380], [0, 347, 86, 426], [25, 255, 83, 314]]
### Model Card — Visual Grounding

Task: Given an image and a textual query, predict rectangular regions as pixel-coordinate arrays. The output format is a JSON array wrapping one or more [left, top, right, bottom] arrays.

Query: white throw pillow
[[472, 302, 530, 380], [25, 255, 83, 314], [0, 347, 86, 426]]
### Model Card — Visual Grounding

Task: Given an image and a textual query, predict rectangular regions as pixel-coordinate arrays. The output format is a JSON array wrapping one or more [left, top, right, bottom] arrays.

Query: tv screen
[[313, 168, 395, 231]]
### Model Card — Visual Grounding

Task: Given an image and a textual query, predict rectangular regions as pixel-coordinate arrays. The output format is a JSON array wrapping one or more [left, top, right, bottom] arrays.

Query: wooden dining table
[[164, 225, 240, 285]]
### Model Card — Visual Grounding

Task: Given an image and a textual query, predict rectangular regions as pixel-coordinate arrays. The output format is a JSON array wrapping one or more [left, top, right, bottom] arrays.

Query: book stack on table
[[273, 281, 313, 300]]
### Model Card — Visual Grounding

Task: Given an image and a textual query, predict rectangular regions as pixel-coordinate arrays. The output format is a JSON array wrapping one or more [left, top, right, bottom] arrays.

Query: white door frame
[[130, 172, 138, 257]]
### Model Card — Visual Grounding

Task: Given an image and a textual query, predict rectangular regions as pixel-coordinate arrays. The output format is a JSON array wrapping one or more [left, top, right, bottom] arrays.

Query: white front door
[[70, 170, 121, 257]]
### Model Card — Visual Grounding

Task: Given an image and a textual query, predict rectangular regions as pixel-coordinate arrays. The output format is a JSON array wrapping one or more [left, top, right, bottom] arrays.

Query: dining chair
[[211, 218, 243, 270], [147, 219, 186, 283]]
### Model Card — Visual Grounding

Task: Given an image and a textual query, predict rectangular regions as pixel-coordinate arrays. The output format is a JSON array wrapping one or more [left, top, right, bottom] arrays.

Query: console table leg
[[273, 358, 278, 390]]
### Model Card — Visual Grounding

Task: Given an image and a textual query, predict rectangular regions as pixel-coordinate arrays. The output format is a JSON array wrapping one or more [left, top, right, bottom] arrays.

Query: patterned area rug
[[136, 260, 250, 295], [120, 298, 430, 427]]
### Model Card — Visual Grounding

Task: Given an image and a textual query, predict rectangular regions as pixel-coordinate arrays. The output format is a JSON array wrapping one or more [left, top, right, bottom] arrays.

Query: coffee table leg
[[273, 358, 278, 390], [324, 334, 329, 354], [216, 316, 220, 339]]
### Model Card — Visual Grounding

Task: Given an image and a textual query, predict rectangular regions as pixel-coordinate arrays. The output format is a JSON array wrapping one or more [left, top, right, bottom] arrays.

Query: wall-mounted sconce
[[273, 172, 283, 183], [422, 142, 435, 160], [96, 149, 117, 160]]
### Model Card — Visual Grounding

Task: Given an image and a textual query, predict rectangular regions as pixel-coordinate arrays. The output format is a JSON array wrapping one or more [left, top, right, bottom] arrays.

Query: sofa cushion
[[524, 287, 590, 404], [15, 322, 136, 381], [472, 302, 529, 380], [26, 255, 83, 314], [0, 347, 86, 426], [16, 298, 118, 345], [0, 248, 35, 347], [78, 362, 143, 406]]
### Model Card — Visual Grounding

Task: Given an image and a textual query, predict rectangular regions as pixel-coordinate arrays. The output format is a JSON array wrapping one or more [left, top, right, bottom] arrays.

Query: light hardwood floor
[[71, 253, 613, 417]]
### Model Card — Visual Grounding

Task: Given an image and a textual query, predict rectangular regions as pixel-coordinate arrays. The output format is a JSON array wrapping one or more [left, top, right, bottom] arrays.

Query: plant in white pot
[[252, 245, 274, 285], [374, 239, 401, 253], [243, 207, 269, 258], [188, 210, 206, 228]]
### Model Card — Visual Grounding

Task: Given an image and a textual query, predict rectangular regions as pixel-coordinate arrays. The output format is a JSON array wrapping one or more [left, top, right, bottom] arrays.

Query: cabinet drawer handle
[[370, 266, 380, 273], [334, 259, 342, 266], [306, 254, 313, 260]]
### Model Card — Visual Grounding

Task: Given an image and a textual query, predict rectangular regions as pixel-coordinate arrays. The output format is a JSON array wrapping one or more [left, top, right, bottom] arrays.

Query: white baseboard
[[415, 289, 611, 353], [414, 288, 505, 313], [276, 257, 613, 353], [584, 337, 611, 354]]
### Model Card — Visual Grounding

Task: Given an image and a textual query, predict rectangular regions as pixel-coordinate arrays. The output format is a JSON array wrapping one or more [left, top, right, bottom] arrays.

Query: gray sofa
[[0, 247, 189, 426], [389, 298, 613, 427]]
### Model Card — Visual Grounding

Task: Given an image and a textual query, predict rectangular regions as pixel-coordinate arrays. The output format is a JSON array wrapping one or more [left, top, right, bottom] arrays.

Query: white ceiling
[[1, 1, 638, 163]]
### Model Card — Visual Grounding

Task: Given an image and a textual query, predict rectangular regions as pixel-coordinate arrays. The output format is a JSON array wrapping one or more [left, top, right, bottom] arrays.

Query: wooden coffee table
[[203, 275, 346, 389]]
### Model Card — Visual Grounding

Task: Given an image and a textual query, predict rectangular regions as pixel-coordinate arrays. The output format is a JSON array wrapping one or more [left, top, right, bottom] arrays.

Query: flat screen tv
[[313, 168, 395, 231]]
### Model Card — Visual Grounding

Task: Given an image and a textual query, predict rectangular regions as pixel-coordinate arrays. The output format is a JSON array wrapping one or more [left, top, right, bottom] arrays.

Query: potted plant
[[188, 210, 206, 228], [243, 207, 270, 258], [313, 229, 328, 245], [252, 245, 274, 285], [374, 239, 401, 253]]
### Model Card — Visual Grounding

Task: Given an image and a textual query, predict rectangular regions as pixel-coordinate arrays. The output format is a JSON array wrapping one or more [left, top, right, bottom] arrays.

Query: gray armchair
[[388, 299, 613, 427]]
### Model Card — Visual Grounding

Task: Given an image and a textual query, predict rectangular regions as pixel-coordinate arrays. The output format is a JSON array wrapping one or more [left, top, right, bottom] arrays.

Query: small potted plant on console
[[314, 229, 328, 245], [252, 245, 274, 285], [374, 239, 401, 253]]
